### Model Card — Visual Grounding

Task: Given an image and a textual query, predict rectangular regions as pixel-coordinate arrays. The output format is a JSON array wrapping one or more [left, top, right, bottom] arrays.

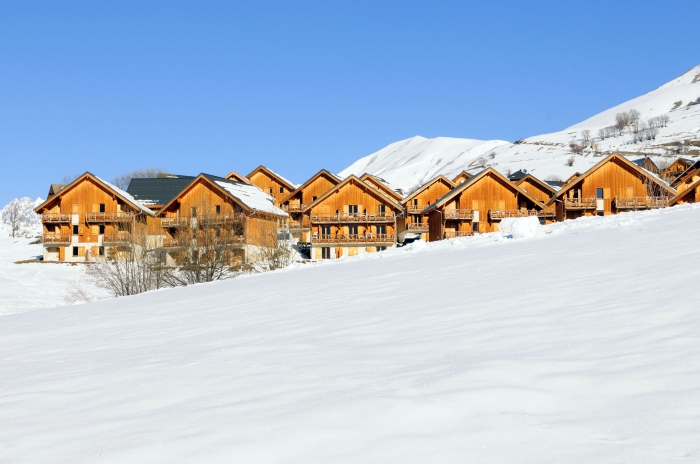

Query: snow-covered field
[[2, 205, 700, 462], [0, 225, 102, 314], [342, 64, 700, 191]]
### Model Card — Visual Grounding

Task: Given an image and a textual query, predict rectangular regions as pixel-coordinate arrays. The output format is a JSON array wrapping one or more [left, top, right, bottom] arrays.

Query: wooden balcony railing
[[563, 198, 596, 209], [41, 213, 70, 223], [539, 208, 556, 217], [198, 214, 245, 225], [407, 222, 429, 231], [311, 233, 395, 244], [614, 196, 670, 210], [444, 209, 473, 220], [287, 218, 311, 230], [161, 217, 192, 228], [444, 231, 473, 239], [86, 212, 134, 222], [283, 204, 308, 213], [489, 209, 540, 220], [103, 233, 131, 243], [406, 205, 427, 213], [310, 212, 396, 223], [43, 234, 71, 243], [162, 235, 245, 248]]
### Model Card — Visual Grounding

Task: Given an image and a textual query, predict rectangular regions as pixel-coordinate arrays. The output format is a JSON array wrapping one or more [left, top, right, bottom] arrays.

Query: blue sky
[[1, 0, 699, 206]]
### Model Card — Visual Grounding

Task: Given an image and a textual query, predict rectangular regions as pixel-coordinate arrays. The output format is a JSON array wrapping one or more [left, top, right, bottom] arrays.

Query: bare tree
[[615, 112, 631, 135], [2, 200, 21, 237], [569, 142, 584, 154], [249, 218, 298, 271], [628, 109, 641, 124], [581, 129, 591, 144], [660, 114, 670, 127], [597, 128, 606, 140], [545, 174, 562, 181], [61, 173, 82, 184], [111, 168, 172, 190], [567, 156, 576, 167]]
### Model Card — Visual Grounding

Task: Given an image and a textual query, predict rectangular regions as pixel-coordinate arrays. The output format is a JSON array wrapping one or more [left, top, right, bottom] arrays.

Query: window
[[269, 188, 273, 195], [376, 225, 386, 235], [72, 225, 79, 235], [348, 205, 359, 214], [216, 205, 221, 215], [473, 222, 479, 234], [597, 212, 604, 217], [72, 247, 79, 256], [321, 247, 331, 259], [596, 188, 604, 199], [98, 246, 104, 256], [348, 225, 358, 235], [413, 199, 418, 206], [377, 246, 387, 252], [191, 207, 197, 218], [321, 225, 332, 236], [312, 196, 317, 201], [99, 225, 105, 235], [377, 204, 386, 213], [279, 187, 284, 194], [99, 203, 105, 213]]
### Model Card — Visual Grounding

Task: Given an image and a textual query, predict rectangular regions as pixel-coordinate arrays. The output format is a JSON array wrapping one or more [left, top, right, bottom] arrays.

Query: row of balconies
[[42, 233, 131, 244], [160, 214, 245, 228], [42, 212, 134, 223], [564, 196, 669, 210], [310, 233, 395, 244]]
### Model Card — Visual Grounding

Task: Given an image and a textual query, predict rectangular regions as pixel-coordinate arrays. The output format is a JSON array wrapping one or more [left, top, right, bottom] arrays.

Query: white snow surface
[[341, 65, 700, 192], [215, 181, 288, 216], [2, 205, 700, 462]]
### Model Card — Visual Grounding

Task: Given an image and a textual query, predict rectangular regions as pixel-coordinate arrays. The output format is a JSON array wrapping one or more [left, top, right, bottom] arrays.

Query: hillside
[[341, 64, 700, 191], [2, 204, 700, 462]]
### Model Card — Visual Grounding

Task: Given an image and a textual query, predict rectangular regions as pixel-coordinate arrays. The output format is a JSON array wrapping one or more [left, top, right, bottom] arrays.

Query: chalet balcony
[[162, 235, 245, 248], [310, 212, 396, 223], [444, 231, 473, 239], [311, 233, 395, 244], [161, 217, 192, 228], [41, 213, 70, 223], [283, 204, 308, 213], [614, 196, 670, 210], [407, 205, 427, 213], [489, 209, 540, 221], [444, 209, 473, 220], [103, 233, 132, 243], [43, 234, 71, 244], [198, 214, 245, 225], [287, 217, 310, 230], [85, 212, 134, 222], [563, 198, 596, 209], [407, 222, 429, 232]]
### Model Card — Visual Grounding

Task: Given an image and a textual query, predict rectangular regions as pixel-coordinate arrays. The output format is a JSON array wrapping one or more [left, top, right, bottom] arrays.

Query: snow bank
[[2, 205, 700, 462], [497, 216, 541, 239]]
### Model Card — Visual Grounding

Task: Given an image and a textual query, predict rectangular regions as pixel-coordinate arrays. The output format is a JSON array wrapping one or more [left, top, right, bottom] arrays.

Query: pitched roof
[[157, 174, 287, 217], [507, 169, 528, 181], [671, 160, 700, 187], [301, 175, 404, 213], [279, 169, 340, 204], [548, 153, 676, 205], [452, 171, 472, 183], [48, 184, 66, 197], [401, 175, 455, 206], [224, 171, 252, 184], [515, 174, 558, 196], [246, 165, 296, 191], [34, 172, 155, 216], [127, 175, 197, 207], [422, 168, 543, 214], [670, 178, 700, 206], [359, 173, 403, 201]]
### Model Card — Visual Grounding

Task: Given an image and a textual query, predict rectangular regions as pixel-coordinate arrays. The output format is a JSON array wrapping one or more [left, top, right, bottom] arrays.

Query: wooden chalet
[[246, 166, 296, 204], [127, 175, 197, 213], [224, 170, 252, 184], [664, 157, 694, 180], [547, 153, 676, 221], [399, 175, 455, 241], [631, 156, 660, 175], [359, 173, 404, 202], [300, 175, 403, 259], [34, 172, 155, 262], [669, 177, 700, 206], [422, 168, 547, 240], [515, 174, 558, 214], [452, 171, 472, 185], [47, 183, 66, 199], [671, 160, 700, 191], [156, 174, 288, 265], [279, 169, 340, 242]]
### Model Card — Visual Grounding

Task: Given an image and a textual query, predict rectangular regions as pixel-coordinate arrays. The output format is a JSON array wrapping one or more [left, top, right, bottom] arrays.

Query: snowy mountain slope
[[342, 65, 700, 192], [2, 205, 700, 462]]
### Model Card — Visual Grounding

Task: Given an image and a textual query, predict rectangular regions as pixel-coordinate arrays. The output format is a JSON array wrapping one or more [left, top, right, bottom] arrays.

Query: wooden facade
[[359, 173, 404, 202], [400, 175, 455, 241], [34, 173, 153, 262], [301, 175, 403, 259], [157, 174, 287, 264], [246, 166, 296, 204], [452, 171, 472, 185], [669, 178, 700, 206], [548, 153, 676, 221], [664, 157, 693, 180], [423, 168, 546, 240], [515, 174, 557, 206], [280, 169, 340, 240], [631, 156, 660, 175], [224, 171, 252, 184]]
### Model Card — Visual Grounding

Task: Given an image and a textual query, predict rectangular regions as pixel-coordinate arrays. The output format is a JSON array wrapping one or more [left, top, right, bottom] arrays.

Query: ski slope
[[342, 64, 700, 192], [2, 204, 700, 462]]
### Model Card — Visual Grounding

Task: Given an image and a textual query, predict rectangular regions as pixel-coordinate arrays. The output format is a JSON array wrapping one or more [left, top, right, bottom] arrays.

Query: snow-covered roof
[[96, 177, 155, 216], [214, 180, 288, 217]]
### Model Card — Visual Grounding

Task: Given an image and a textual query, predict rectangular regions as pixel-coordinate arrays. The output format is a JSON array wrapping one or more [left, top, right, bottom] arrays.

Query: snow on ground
[[2, 205, 700, 462], [343, 64, 700, 192], [0, 224, 104, 314]]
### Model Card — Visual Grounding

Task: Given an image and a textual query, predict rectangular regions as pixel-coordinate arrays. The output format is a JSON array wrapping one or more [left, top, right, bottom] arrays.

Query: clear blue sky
[[2, 0, 699, 206]]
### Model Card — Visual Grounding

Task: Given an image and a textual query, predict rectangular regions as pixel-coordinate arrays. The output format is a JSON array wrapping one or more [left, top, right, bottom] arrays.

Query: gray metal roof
[[508, 169, 528, 180], [126, 175, 196, 206]]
